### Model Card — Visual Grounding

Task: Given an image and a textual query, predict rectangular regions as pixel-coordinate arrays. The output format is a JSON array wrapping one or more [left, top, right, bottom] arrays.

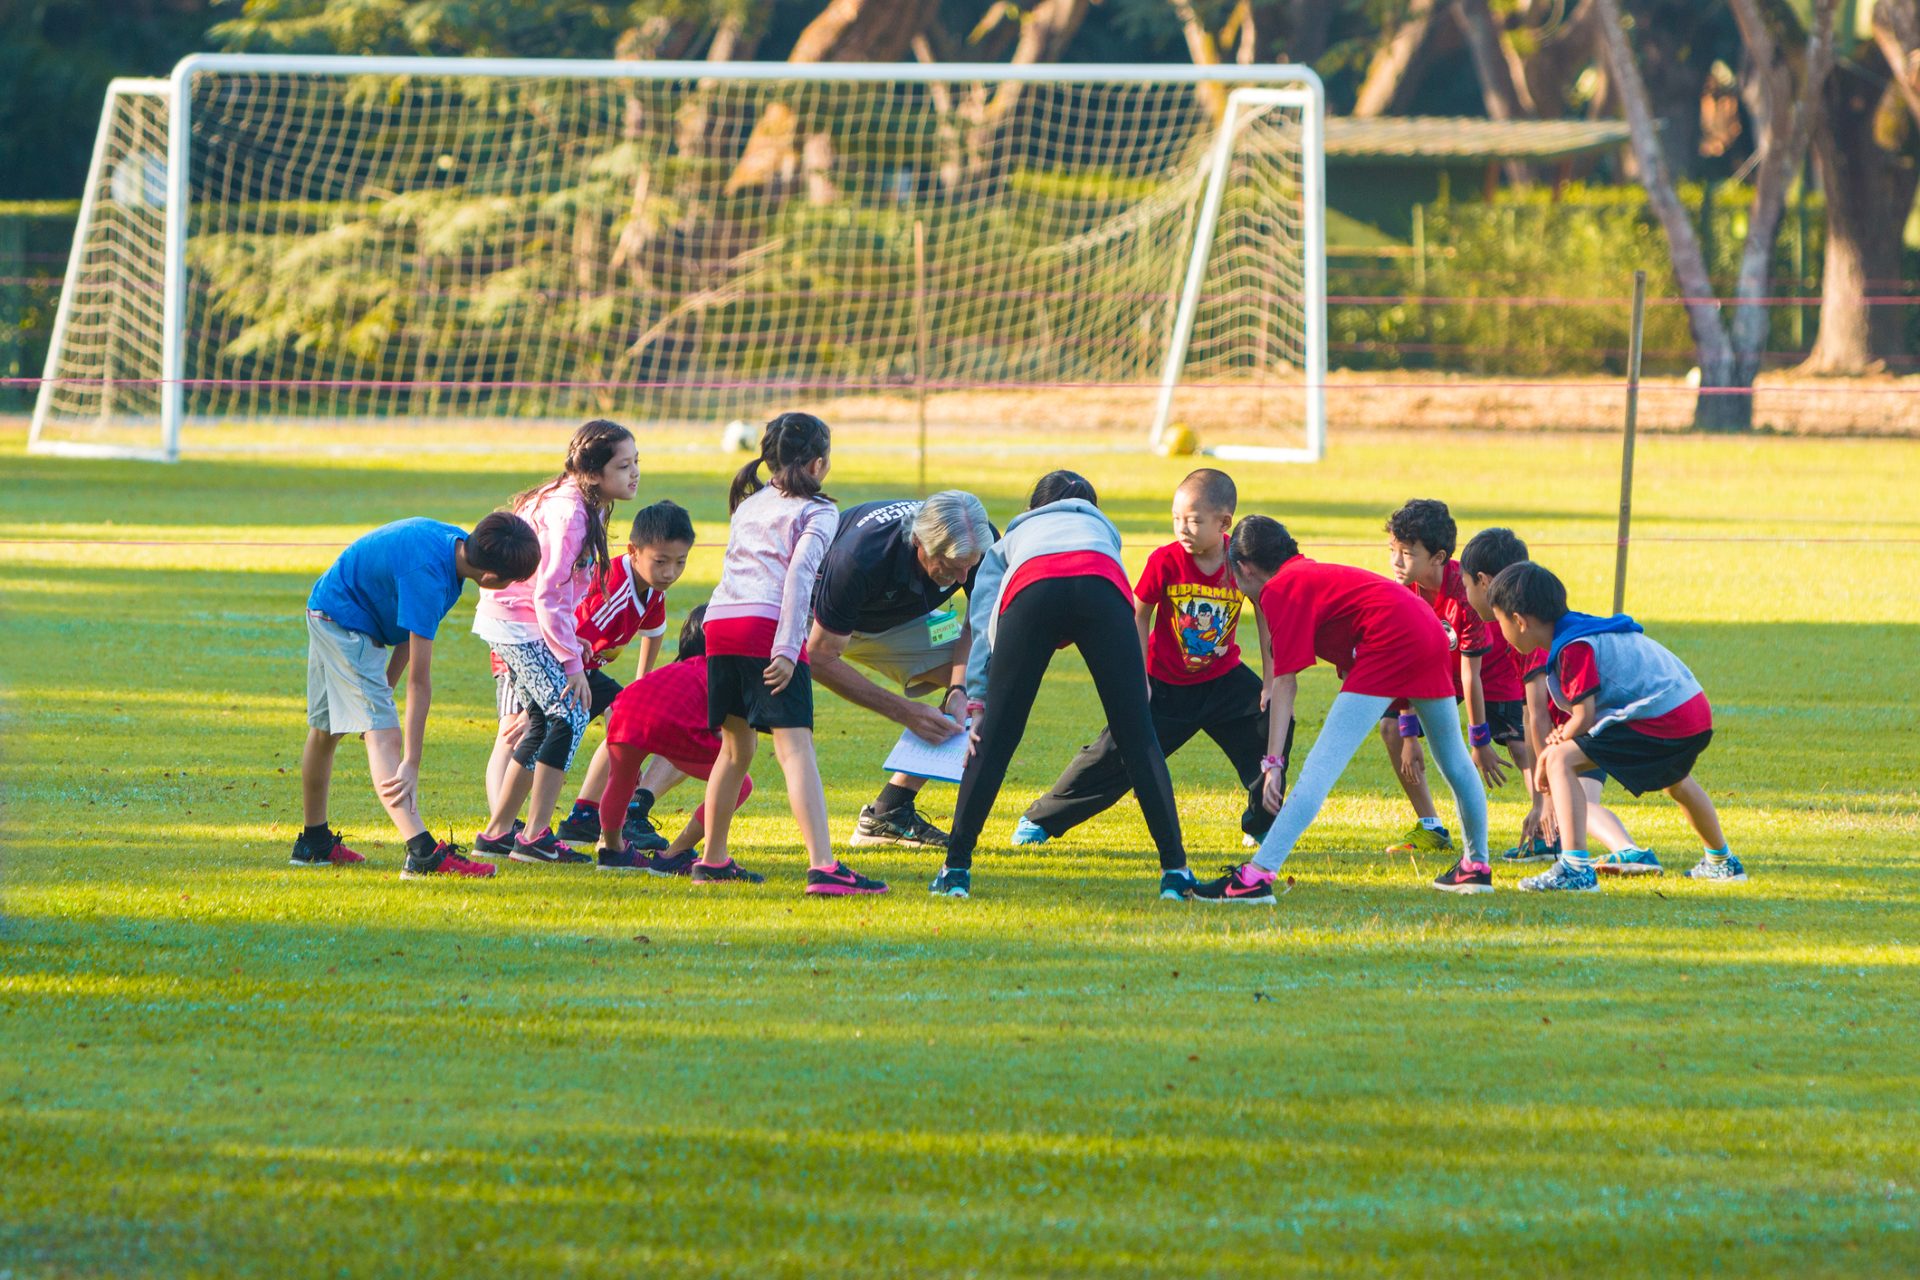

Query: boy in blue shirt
[[297, 513, 538, 878]]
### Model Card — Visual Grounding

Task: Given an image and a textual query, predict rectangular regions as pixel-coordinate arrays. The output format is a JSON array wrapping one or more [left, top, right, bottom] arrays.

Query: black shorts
[[1574, 723, 1711, 796], [707, 653, 815, 732], [1486, 699, 1526, 744], [586, 668, 622, 720]]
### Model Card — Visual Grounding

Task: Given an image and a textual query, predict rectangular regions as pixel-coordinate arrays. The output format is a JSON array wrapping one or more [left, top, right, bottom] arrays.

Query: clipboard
[[882, 725, 971, 784]]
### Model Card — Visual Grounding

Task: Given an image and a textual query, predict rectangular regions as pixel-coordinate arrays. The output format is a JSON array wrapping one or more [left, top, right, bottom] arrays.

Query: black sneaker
[[647, 848, 699, 877], [400, 841, 496, 880], [1190, 862, 1278, 904], [1432, 858, 1494, 895], [289, 826, 365, 867], [508, 829, 588, 865], [929, 866, 971, 898], [805, 860, 890, 896], [622, 809, 670, 853], [597, 844, 647, 872], [556, 807, 601, 844], [690, 858, 765, 884], [471, 818, 524, 859], [850, 803, 949, 849], [1158, 869, 1197, 901]]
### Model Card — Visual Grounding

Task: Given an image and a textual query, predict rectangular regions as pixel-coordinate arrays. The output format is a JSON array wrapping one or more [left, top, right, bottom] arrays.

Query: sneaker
[[1159, 868, 1197, 901], [556, 807, 601, 844], [622, 809, 670, 853], [1596, 847, 1664, 877], [1499, 836, 1557, 864], [470, 818, 524, 859], [1518, 860, 1599, 892], [1012, 817, 1052, 846], [1385, 823, 1453, 857], [647, 848, 700, 877], [930, 866, 971, 898], [400, 841, 496, 880], [1432, 858, 1494, 895], [289, 827, 364, 868], [806, 860, 891, 896], [596, 844, 648, 872], [1191, 862, 1277, 905], [508, 829, 588, 865], [690, 858, 765, 885], [1686, 853, 1748, 883], [1241, 832, 1261, 850], [850, 803, 949, 849]]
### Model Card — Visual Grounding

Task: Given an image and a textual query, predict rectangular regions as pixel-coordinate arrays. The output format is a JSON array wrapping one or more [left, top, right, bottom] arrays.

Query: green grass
[[1, 424, 1917, 1277]]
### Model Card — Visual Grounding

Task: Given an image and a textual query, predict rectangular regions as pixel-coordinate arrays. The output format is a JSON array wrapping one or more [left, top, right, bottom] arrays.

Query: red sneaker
[[400, 841, 496, 879], [290, 828, 364, 867]]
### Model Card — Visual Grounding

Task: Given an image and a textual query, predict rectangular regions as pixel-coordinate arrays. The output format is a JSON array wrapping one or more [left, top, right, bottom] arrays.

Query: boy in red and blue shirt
[[1014, 469, 1291, 848], [1488, 561, 1741, 891]]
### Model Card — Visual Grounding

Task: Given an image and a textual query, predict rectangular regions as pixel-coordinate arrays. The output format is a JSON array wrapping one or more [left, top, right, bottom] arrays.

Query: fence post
[[1613, 270, 1647, 616], [1411, 202, 1426, 295], [913, 218, 929, 498]]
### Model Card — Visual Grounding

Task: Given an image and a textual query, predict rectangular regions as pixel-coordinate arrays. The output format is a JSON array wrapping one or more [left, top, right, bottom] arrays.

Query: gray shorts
[[306, 613, 399, 735], [842, 612, 961, 695]]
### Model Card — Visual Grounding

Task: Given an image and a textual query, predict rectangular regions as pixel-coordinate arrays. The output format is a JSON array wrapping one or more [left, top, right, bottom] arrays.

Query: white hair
[[911, 490, 993, 561]]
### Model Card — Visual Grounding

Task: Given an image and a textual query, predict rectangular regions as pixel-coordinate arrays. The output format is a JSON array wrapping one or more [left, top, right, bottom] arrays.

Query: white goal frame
[[33, 55, 1325, 463]]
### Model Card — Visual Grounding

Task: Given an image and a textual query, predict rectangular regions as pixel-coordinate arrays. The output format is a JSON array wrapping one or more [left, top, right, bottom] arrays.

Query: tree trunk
[[1802, 71, 1920, 373], [1872, 0, 1920, 126], [1354, 0, 1440, 118], [1455, 0, 1533, 185]]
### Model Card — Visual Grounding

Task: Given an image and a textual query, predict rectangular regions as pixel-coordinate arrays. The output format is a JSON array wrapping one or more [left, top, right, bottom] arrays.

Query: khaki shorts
[[306, 613, 399, 735], [842, 612, 961, 695]]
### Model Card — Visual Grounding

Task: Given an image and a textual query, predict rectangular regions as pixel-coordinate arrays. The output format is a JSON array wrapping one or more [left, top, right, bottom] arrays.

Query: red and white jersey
[[491, 554, 666, 674]]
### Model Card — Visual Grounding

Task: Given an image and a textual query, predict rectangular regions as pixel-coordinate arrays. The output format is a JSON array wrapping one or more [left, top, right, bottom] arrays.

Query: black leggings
[[948, 576, 1186, 870]]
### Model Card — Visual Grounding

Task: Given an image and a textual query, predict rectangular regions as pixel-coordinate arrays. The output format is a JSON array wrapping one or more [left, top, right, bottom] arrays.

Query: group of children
[[294, 412, 1743, 898]]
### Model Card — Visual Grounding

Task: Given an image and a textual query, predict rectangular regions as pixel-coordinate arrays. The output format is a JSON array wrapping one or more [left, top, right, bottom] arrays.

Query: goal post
[[35, 55, 1325, 461]]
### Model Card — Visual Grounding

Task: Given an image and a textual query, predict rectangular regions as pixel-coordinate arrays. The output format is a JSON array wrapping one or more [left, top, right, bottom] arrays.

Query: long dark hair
[[729, 412, 832, 513], [1028, 469, 1097, 509], [511, 419, 634, 586]]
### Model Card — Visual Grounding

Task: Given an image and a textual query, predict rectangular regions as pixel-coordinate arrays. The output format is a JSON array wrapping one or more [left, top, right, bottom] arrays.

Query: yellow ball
[[1157, 422, 1199, 456]]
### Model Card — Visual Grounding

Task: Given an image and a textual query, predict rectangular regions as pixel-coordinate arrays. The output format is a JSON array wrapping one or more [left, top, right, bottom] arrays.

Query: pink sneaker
[[1191, 862, 1277, 904], [400, 842, 497, 879]]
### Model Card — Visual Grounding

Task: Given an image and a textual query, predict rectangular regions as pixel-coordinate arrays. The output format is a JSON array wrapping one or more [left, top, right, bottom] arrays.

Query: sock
[[1242, 863, 1276, 883], [404, 831, 437, 860], [1419, 816, 1445, 832], [1166, 865, 1194, 880], [1704, 845, 1730, 864], [1559, 848, 1592, 870], [570, 798, 598, 815], [873, 782, 918, 815], [302, 822, 330, 842], [629, 788, 655, 817]]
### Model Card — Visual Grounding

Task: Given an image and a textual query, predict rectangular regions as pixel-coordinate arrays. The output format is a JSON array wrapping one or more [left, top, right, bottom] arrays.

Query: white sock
[[1419, 816, 1445, 832]]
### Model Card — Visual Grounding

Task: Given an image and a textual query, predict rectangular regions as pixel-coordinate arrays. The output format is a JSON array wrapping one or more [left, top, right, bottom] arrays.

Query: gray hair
[[911, 490, 993, 561]]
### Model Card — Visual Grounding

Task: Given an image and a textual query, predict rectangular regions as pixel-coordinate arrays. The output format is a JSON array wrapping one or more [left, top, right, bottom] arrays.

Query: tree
[[1596, 0, 1837, 431]]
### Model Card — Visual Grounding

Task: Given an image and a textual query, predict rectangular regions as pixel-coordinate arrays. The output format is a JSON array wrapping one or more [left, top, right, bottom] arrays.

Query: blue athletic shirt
[[308, 518, 467, 647]]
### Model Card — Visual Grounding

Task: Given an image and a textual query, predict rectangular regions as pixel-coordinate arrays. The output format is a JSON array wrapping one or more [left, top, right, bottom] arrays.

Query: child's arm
[[632, 633, 663, 679], [531, 502, 592, 707], [963, 541, 1010, 720], [1134, 598, 1154, 663], [1462, 651, 1507, 787], [766, 503, 839, 693], [377, 632, 433, 815], [1259, 671, 1298, 814], [1255, 606, 1273, 709], [1550, 695, 1599, 745]]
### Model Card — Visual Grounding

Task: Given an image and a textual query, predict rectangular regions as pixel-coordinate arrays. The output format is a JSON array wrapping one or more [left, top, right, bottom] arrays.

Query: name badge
[[927, 609, 961, 646]]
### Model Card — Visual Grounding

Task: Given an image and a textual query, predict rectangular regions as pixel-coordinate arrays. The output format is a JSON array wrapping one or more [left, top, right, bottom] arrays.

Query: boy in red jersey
[[1191, 516, 1493, 902], [592, 607, 756, 871], [477, 501, 694, 858], [1377, 500, 1524, 879], [1014, 469, 1291, 849]]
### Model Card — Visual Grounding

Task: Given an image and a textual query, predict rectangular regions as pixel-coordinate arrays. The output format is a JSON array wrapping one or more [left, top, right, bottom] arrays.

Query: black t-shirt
[[812, 499, 990, 636]]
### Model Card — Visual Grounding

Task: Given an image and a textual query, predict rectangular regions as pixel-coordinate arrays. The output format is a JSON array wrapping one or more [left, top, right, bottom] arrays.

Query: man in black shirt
[[808, 491, 996, 847]]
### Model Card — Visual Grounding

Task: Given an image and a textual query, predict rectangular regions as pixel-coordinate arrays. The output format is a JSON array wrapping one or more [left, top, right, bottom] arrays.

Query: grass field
[[2, 422, 1917, 1277]]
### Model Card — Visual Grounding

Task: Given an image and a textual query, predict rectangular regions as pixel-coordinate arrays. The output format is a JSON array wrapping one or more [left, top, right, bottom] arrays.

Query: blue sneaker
[[1519, 859, 1599, 892], [1158, 868, 1196, 900], [1595, 847, 1663, 876], [1500, 836, 1557, 865], [1686, 853, 1748, 883], [930, 866, 971, 898], [1012, 817, 1051, 846]]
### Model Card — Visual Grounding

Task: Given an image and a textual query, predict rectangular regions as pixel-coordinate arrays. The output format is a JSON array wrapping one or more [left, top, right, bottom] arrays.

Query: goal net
[[32, 57, 1323, 461]]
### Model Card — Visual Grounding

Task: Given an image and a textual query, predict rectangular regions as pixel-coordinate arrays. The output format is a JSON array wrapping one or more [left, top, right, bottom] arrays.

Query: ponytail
[[728, 411, 833, 512]]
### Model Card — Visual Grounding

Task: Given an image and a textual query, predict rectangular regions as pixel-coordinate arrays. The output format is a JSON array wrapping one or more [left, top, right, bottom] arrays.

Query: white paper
[[882, 725, 971, 784]]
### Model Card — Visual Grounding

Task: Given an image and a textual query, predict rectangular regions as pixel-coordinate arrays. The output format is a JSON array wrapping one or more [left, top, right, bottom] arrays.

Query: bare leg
[[522, 762, 568, 838], [363, 727, 427, 841], [1665, 774, 1727, 849], [663, 815, 703, 857], [575, 739, 613, 808], [1581, 776, 1636, 854], [301, 729, 343, 826], [481, 764, 534, 841], [638, 755, 688, 801], [699, 718, 756, 868], [484, 722, 516, 813], [1540, 741, 1596, 854], [772, 726, 835, 870], [1380, 717, 1440, 821]]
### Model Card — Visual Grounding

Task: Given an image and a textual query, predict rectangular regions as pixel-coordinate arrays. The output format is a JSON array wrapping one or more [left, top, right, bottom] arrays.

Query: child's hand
[[500, 711, 530, 750], [965, 717, 983, 762], [763, 655, 796, 694], [904, 699, 962, 744], [378, 758, 420, 814], [564, 670, 592, 714], [1261, 765, 1287, 815], [1472, 743, 1508, 788], [1397, 735, 1426, 786], [1533, 755, 1552, 794]]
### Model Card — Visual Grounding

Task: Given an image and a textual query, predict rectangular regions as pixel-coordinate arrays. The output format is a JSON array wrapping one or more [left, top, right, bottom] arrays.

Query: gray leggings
[[1251, 692, 1488, 871]]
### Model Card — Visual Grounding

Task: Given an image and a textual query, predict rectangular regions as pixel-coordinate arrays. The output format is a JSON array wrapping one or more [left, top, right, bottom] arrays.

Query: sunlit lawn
[[2, 423, 1916, 1276]]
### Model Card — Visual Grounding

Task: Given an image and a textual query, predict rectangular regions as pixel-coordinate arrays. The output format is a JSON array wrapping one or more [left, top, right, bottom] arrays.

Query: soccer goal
[[32, 56, 1324, 462]]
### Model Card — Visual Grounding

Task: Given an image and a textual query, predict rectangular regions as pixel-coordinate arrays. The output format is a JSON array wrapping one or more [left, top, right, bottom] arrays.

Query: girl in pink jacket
[[472, 419, 639, 863]]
